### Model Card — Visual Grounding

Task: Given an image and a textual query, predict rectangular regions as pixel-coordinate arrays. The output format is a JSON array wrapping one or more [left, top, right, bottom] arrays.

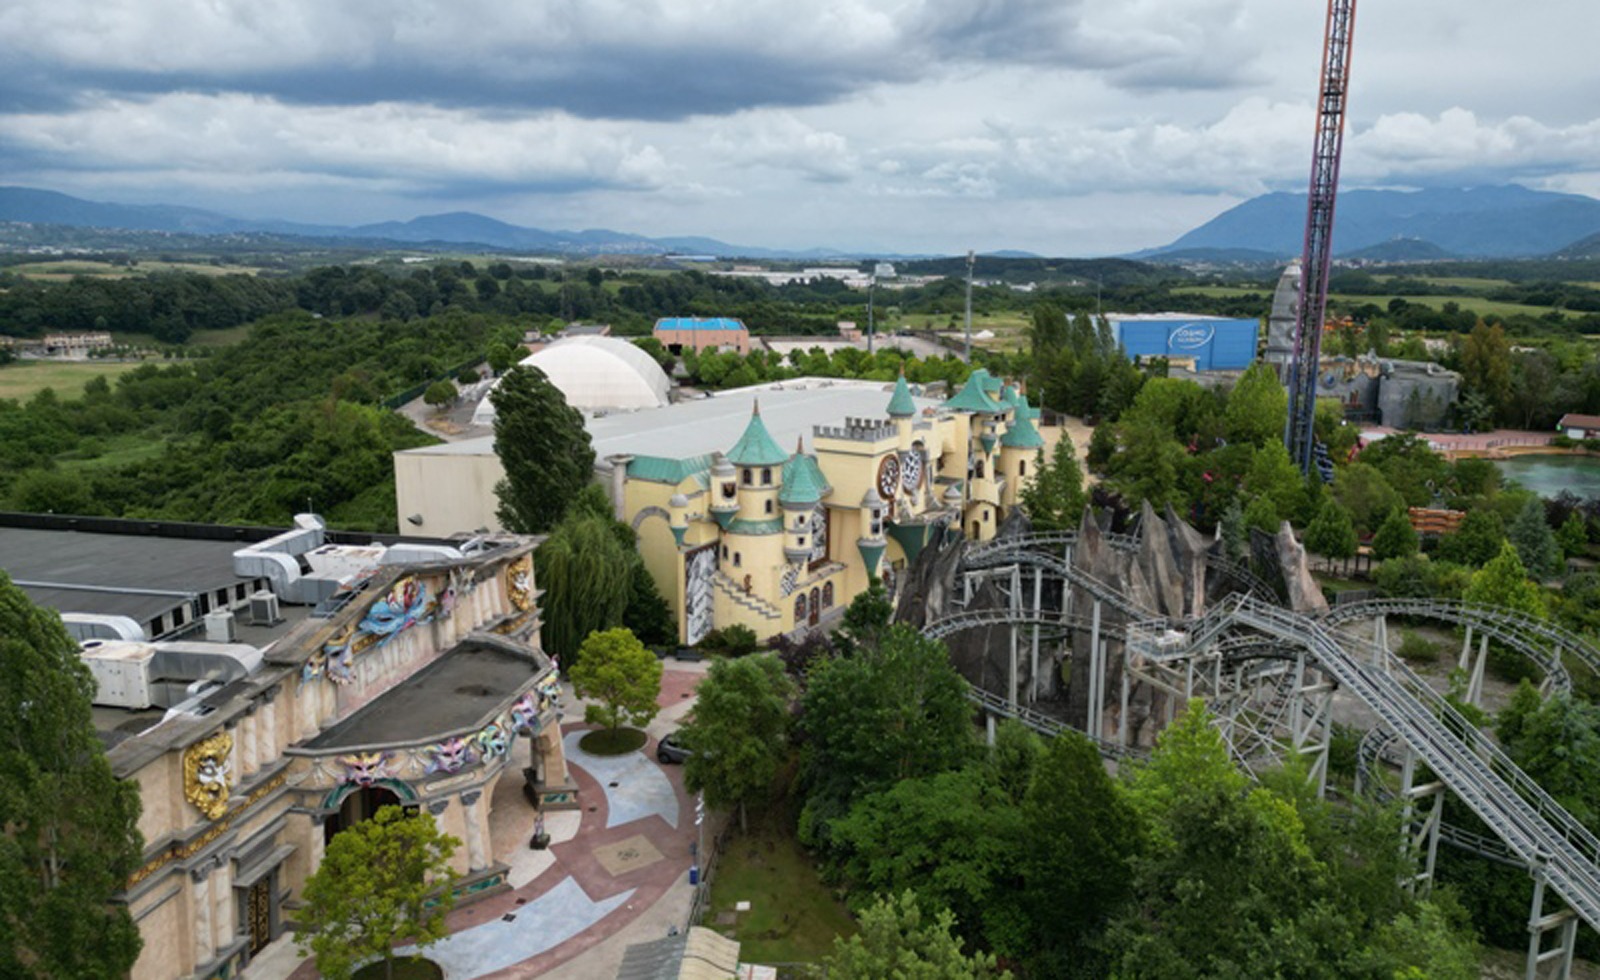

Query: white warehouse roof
[[472, 336, 671, 424]]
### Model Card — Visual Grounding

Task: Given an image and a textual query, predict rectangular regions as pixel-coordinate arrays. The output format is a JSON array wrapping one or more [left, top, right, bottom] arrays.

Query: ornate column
[[260, 689, 279, 767], [191, 867, 215, 968], [298, 676, 319, 739], [460, 790, 486, 871], [212, 859, 235, 953], [241, 710, 259, 777]]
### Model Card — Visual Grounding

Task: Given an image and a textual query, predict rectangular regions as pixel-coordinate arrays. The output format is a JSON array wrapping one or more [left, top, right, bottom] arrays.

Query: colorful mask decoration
[[183, 731, 235, 820]]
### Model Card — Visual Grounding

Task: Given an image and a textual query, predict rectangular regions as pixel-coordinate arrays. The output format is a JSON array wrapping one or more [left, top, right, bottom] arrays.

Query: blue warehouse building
[[1109, 315, 1260, 371]]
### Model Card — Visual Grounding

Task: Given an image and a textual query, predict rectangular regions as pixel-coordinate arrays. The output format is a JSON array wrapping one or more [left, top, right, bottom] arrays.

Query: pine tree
[[1508, 497, 1562, 581]]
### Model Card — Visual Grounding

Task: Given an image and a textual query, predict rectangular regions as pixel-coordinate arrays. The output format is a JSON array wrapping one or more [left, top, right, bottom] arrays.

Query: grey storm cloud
[[0, 0, 1264, 119]]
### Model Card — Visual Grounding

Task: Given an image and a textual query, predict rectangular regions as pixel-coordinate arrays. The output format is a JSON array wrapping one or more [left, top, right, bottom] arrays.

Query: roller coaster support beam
[[1527, 869, 1579, 980]]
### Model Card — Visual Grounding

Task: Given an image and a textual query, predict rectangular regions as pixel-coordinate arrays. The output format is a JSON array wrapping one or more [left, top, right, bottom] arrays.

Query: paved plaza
[[249, 661, 708, 980]]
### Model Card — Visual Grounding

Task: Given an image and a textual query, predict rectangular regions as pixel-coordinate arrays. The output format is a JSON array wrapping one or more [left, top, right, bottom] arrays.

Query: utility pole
[[867, 269, 876, 355], [963, 249, 975, 363]]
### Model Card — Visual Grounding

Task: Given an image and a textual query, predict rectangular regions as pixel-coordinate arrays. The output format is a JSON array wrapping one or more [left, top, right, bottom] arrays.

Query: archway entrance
[[323, 785, 402, 845]]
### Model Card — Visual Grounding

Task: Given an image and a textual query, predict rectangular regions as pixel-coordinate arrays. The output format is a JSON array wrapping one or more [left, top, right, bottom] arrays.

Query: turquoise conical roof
[[943, 371, 1005, 413], [726, 401, 790, 467], [1000, 410, 1045, 449], [780, 442, 831, 504], [887, 373, 916, 418]]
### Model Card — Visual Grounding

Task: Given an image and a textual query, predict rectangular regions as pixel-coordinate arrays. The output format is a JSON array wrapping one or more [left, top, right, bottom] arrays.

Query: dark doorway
[[323, 785, 402, 845], [246, 876, 272, 955]]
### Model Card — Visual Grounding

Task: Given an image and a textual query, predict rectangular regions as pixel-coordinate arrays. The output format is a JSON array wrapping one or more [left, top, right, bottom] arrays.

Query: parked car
[[657, 731, 692, 764]]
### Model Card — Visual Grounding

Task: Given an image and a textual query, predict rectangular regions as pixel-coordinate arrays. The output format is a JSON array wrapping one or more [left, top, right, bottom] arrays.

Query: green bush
[[698, 624, 760, 658], [1396, 630, 1440, 664]]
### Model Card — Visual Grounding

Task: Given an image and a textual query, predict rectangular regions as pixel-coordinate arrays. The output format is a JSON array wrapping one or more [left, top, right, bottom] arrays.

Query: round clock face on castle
[[876, 453, 901, 499], [901, 449, 923, 492]]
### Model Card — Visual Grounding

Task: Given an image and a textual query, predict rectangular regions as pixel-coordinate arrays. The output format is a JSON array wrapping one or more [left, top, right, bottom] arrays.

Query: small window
[[985, 510, 991, 522], [797, 536, 806, 547], [1019, 460, 1027, 477], [721, 545, 729, 560], [741, 470, 752, 486], [972, 521, 981, 537], [764, 499, 774, 515], [734, 552, 742, 567], [822, 582, 834, 608], [975, 460, 985, 478], [796, 594, 808, 620], [761, 468, 773, 486]]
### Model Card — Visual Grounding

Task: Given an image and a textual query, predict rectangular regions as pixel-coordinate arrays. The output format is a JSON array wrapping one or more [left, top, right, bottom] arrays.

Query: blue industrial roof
[[654, 317, 746, 332]]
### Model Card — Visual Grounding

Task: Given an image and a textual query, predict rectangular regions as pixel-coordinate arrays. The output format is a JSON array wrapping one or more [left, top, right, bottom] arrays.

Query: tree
[[422, 380, 456, 410], [1508, 496, 1562, 581], [1370, 507, 1419, 561], [298, 806, 460, 980], [1244, 441, 1304, 525], [1222, 362, 1288, 448], [1006, 734, 1141, 977], [682, 655, 795, 831], [0, 572, 144, 980], [570, 627, 662, 734], [1304, 496, 1358, 563], [799, 626, 975, 849], [1463, 541, 1545, 618], [822, 891, 1010, 980], [1437, 508, 1507, 567], [534, 496, 632, 664], [1558, 511, 1590, 559], [1111, 704, 1326, 979], [492, 364, 595, 534], [621, 560, 675, 647], [1019, 435, 1085, 532], [1459, 321, 1512, 420], [485, 340, 517, 375], [1333, 462, 1406, 536]]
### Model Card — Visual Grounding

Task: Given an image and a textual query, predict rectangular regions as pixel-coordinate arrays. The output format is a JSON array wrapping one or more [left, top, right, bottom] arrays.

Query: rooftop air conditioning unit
[[204, 610, 237, 643], [249, 590, 282, 627]]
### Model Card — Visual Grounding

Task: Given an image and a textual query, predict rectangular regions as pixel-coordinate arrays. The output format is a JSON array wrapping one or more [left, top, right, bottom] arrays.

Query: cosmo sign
[[1167, 322, 1215, 352]]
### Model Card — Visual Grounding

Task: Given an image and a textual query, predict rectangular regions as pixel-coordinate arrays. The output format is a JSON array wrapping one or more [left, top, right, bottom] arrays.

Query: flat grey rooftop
[[403, 378, 943, 464], [0, 526, 255, 623], [301, 640, 539, 750]]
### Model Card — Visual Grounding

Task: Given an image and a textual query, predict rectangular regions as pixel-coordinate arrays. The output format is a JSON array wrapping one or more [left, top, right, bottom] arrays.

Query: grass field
[[9, 259, 263, 280], [706, 822, 855, 965], [0, 360, 143, 401], [1172, 285, 1565, 319]]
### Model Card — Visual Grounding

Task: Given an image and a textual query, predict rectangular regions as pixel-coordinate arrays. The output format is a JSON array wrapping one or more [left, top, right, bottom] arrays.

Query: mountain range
[[5, 184, 1600, 262], [0, 187, 854, 260], [1141, 185, 1600, 261]]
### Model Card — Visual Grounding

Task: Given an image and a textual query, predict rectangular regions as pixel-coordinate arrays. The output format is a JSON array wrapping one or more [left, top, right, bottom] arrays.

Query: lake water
[[1494, 454, 1600, 500]]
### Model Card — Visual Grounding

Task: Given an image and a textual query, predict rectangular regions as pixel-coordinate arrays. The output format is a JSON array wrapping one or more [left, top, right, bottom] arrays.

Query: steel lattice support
[[1285, 0, 1358, 475]]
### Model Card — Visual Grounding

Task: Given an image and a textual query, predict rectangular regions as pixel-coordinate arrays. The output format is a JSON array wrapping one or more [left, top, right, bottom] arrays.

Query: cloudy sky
[[3, 0, 1598, 255]]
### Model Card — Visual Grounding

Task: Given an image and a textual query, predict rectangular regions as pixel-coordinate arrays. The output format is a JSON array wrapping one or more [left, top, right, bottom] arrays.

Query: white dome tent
[[472, 336, 671, 424]]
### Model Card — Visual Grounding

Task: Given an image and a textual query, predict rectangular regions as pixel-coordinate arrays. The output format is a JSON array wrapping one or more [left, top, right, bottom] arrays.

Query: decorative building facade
[[617, 370, 1047, 643], [97, 538, 570, 980]]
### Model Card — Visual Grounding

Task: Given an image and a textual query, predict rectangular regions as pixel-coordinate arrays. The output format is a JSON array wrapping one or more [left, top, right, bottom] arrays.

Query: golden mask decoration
[[183, 730, 235, 820]]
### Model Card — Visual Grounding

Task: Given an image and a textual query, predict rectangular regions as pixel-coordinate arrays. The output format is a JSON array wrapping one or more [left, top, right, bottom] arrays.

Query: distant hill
[[1340, 237, 1456, 262], [1556, 230, 1600, 259], [1143, 185, 1600, 260], [0, 186, 863, 260]]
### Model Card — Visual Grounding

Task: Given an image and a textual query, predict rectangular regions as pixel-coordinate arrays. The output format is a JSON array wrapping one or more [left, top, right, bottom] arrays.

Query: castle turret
[[781, 441, 831, 564], [857, 488, 888, 579], [725, 401, 789, 524]]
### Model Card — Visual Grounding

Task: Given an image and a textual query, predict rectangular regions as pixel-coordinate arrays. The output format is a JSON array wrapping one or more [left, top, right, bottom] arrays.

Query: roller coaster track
[[1325, 596, 1600, 682], [1192, 595, 1600, 931], [963, 685, 1145, 761], [962, 547, 1161, 620]]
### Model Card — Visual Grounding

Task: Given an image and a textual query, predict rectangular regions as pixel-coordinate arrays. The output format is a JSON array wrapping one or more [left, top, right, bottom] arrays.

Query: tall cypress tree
[[0, 571, 144, 979], [491, 364, 595, 534]]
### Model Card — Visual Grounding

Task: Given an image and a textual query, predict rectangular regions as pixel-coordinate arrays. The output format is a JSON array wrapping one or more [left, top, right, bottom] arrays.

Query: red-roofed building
[[1559, 414, 1600, 440]]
